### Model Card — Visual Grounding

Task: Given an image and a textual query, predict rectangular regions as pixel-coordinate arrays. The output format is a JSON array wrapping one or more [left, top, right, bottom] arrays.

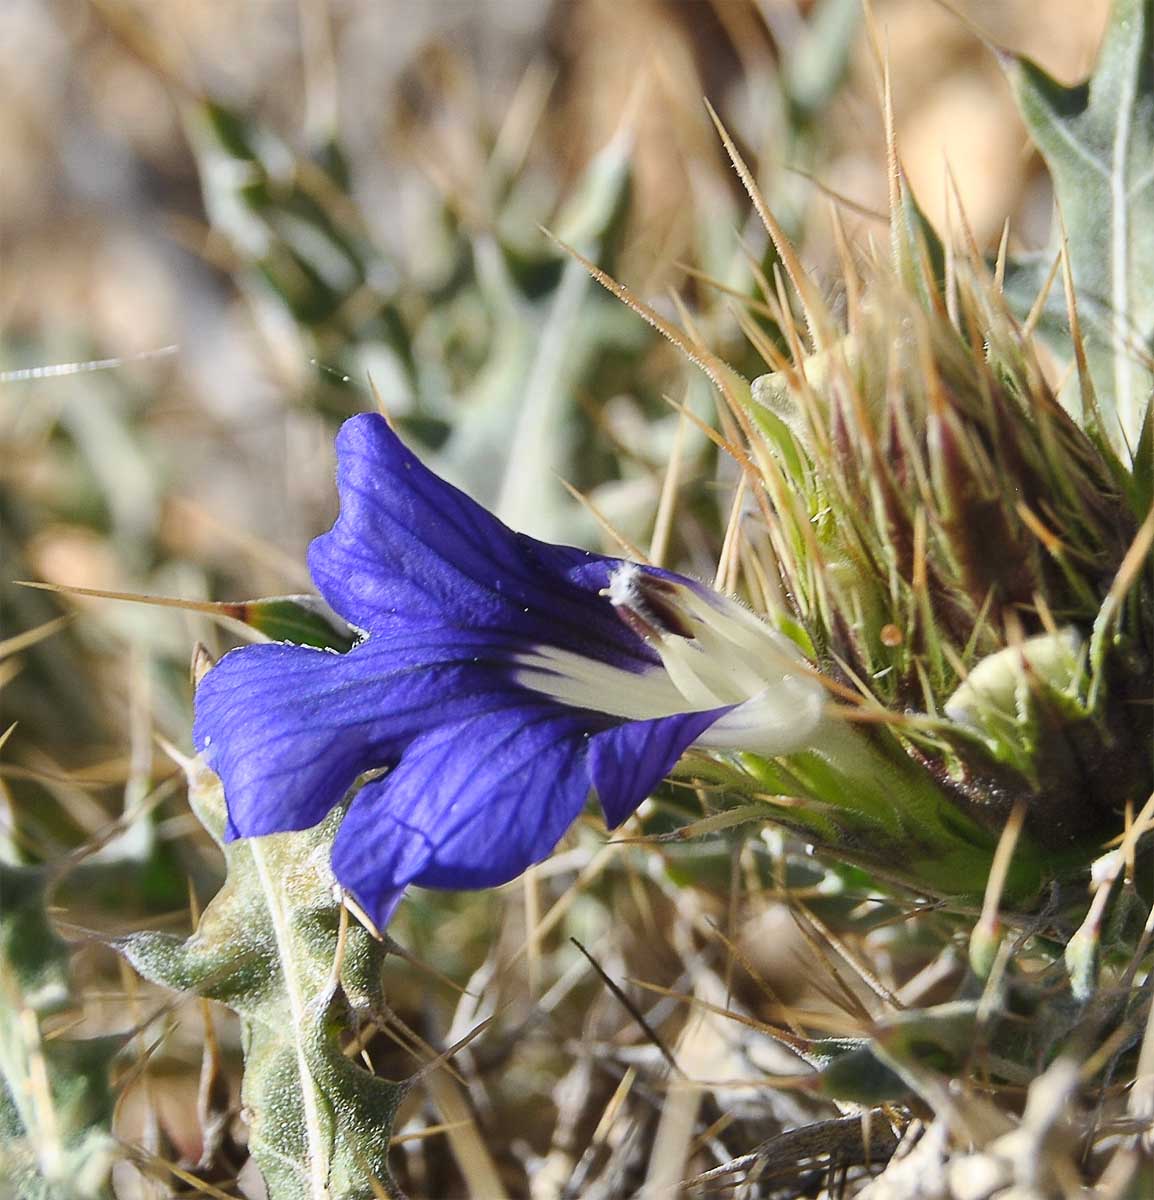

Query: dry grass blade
[[15, 580, 267, 629], [556, 477, 650, 562], [382, 1004, 493, 1089], [1022, 250, 1064, 339], [571, 937, 682, 1076], [673, 262, 778, 319], [970, 798, 1029, 980], [684, 1114, 899, 1190], [792, 903, 904, 1012], [389, 1119, 473, 1146], [0, 616, 72, 659], [642, 998, 724, 1199], [1058, 215, 1106, 440], [786, 906, 875, 1026], [423, 1067, 507, 1200], [702, 917, 805, 1037], [609, 805, 768, 845], [784, 166, 889, 225], [703, 101, 831, 351], [648, 408, 691, 566], [1101, 502, 1154, 620], [628, 976, 861, 1040], [542, 230, 738, 395], [119, 1140, 244, 1199]]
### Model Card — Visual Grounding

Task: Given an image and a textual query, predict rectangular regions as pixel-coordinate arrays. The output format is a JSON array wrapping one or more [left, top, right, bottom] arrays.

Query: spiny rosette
[[193, 413, 829, 929], [743, 281, 1152, 869]]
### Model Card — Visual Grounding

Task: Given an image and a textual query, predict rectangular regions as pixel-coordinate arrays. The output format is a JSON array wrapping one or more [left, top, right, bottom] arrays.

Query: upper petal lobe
[[306, 414, 657, 670]]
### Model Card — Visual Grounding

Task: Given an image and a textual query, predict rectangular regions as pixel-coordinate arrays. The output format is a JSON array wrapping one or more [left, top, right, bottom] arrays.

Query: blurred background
[[0, 2, 1115, 1196]]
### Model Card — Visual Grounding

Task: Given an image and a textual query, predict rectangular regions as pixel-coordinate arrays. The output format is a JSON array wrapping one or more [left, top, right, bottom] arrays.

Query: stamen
[[651, 638, 729, 708], [614, 603, 665, 645], [629, 574, 698, 640], [513, 645, 688, 719], [603, 563, 817, 718], [603, 564, 696, 640]]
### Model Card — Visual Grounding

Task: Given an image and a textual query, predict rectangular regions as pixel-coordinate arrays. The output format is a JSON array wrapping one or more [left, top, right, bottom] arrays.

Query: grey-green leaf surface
[[434, 125, 644, 543], [119, 759, 403, 1200], [0, 867, 72, 1017], [1003, 0, 1154, 456]]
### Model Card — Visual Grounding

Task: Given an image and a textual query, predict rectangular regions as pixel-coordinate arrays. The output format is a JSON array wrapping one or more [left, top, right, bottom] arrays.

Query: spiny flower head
[[723, 261, 1152, 881]]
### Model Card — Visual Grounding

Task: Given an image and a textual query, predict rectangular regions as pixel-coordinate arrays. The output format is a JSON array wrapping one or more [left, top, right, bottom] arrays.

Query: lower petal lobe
[[193, 632, 524, 839], [588, 708, 728, 828], [330, 704, 598, 929]]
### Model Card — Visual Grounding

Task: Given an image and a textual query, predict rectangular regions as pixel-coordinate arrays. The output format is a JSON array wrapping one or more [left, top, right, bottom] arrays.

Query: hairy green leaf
[[120, 760, 403, 1200]]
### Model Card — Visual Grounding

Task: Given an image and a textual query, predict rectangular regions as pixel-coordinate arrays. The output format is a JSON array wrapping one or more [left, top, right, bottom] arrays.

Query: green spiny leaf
[[0, 1037, 119, 1200], [239, 595, 356, 652], [893, 173, 946, 303]]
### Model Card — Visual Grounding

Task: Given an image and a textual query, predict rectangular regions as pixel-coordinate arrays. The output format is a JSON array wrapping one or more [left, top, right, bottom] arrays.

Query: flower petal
[[331, 705, 599, 928], [307, 414, 656, 669], [588, 708, 729, 828], [194, 632, 533, 838], [694, 674, 827, 755]]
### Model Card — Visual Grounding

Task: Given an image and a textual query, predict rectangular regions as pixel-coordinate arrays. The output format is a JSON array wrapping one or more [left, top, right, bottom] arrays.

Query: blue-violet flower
[[194, 414, 827, 927]]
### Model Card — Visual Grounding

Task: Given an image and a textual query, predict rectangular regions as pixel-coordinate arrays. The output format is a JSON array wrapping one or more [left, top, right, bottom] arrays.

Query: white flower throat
[[515, 563, 827, 756]]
